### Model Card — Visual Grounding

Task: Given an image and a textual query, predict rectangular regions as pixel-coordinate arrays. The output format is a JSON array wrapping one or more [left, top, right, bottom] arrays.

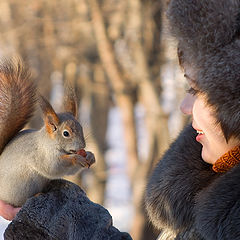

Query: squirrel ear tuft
[[39, 95, 59, 134], [63, 85, 78, 118]]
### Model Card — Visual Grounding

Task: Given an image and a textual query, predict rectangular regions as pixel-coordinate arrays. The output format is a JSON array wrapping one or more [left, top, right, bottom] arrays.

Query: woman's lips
[[196, 132, 204, 142], [192, 126, 204, 142]]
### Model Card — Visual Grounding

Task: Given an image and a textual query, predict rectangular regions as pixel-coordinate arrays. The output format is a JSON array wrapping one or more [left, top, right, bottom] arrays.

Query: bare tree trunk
[[125, 0, 170, 239], [88, 0, 139, 181], [86, 64, 109, 204]]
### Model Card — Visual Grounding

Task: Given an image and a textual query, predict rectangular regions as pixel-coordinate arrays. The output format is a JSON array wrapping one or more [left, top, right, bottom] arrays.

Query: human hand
[[0, 200, 20, 221]]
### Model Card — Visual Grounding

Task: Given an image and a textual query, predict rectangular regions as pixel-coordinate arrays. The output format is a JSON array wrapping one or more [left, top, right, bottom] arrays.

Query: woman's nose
[[180, 93, 196, 115]]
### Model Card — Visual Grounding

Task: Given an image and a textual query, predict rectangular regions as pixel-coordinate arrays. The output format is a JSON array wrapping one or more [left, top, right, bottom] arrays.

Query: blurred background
[[0, 0, 189, 239]]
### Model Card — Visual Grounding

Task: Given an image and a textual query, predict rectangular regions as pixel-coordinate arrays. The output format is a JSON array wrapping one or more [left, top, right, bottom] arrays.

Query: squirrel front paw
[[74, 151, 95, 168], [61, 151, 95, 168], [85, 151, 96, 167]]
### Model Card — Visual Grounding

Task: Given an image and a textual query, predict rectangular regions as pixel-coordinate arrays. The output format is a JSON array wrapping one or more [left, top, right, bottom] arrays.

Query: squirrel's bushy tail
[[0, 59, 37, 154]]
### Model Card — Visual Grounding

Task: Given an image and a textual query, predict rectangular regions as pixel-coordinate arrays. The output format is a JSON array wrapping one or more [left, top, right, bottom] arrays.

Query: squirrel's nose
[[74, 141, 85, 151]]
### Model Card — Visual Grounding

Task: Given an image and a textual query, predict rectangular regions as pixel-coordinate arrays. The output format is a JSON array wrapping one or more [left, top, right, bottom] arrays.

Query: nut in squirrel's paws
[[75, 150, 95, 168], [76, 149, 87, 157]]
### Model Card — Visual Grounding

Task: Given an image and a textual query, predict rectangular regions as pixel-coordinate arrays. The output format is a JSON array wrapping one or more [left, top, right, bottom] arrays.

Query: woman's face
[[180, 73, 240, 164]]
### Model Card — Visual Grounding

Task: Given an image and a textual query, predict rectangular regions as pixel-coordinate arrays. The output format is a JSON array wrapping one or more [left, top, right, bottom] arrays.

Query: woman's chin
[[201, 147, 216, 165]]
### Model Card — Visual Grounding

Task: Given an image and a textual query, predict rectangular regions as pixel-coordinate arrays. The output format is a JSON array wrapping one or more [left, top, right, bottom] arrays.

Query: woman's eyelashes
[[186, 87, 198, 96]]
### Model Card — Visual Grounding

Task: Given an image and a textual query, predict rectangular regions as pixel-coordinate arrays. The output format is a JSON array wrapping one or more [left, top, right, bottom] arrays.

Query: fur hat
[[167, 0, 240, 141]]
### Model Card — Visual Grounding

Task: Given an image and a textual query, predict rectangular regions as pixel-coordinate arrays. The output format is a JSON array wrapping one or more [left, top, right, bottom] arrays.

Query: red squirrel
[[0, 59, 95, 207]]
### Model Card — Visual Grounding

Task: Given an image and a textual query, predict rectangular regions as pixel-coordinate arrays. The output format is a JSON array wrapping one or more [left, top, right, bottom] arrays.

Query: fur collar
[[145, 124, 240, 239], [195, 163, 240, 239]]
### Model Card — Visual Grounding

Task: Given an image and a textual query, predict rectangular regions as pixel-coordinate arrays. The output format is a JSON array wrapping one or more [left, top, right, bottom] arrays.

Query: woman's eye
[[63, 130, 70, 137], [186, 87, 198, 96]]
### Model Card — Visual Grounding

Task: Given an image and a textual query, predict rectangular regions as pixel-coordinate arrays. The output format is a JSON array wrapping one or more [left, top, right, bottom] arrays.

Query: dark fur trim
[[167, 0, 240, 58], [145, 125, 216, 233], [4, 180, 132, 240], [195, 163, 240, 239], [146, 124, 240, 239], [167, 0, 240, 140]]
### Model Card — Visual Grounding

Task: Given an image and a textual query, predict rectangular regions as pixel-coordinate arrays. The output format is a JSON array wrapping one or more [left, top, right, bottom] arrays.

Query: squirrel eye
[[63, 130, 70, 137]]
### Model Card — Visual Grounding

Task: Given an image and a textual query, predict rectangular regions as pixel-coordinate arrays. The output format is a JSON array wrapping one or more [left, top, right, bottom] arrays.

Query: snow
[[104, 106, 134, 231], [0, 218, 9, 239]]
